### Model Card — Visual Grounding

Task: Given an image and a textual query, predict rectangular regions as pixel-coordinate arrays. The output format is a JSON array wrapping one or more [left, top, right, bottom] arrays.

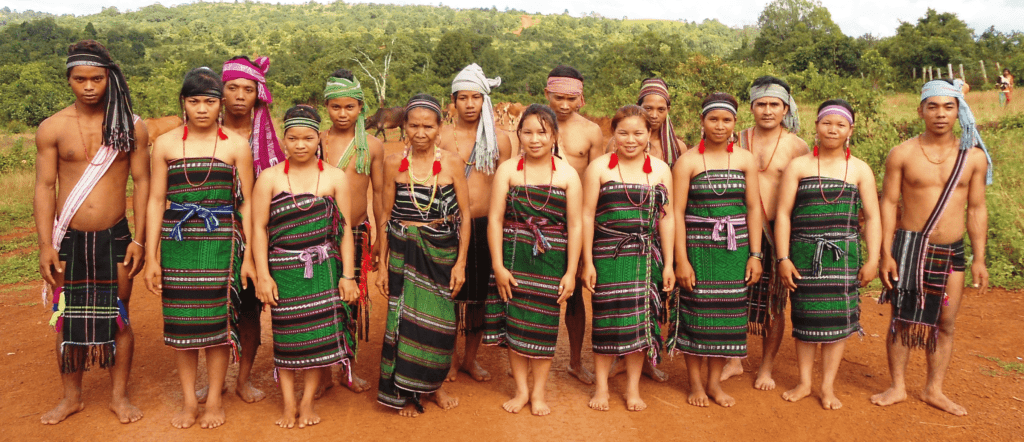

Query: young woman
[[582, 105, 675, 412], [375, 94, 471, 417], [250, 105, 359, 428], [776, 99, 881, 410], [144, 67, 256, 429], [483, 104, 582, 416], [668, 92, 763, 408]]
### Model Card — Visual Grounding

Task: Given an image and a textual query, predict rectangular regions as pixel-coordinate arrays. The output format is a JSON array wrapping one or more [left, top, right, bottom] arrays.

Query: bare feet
[[719, 359, 744, 382], [446, 359, 460, 382], [753, 366, 776, 391], [236, 380, 266, 403], [687, 386, 710, 407], [567, 362, 596, 386], [782, 383, 811, 403], [109, 397, 143, 424], [588, 388, 609, 411], [313, 380, 334, 400], [869, 387, 907, 407], [432, 387, 459, 410], [624, 391, 647, 412], [297, 402, 321, 428], [195, 385, 227, 404], [41, 397, 84, 425], [921, 389, 967, 416], [463, 360, 492, 382], [170, 404, 198, 429], [708, 384, 736, 407], [530, 393, 551, 416], [198, 404, 225, 429], [398, 403, 419, 418], [345, 374, 371, 393], [275, 404, 297, 428], [642, 362, 669, 383], [502, 391, 530, 414], [820, 389, 843, 410]]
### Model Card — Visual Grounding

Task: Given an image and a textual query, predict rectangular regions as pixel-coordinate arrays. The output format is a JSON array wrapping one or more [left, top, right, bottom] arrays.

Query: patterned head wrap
[[816, 105, 854, 125], [921, 79, 994, 185], [637, 78, 681, 166], [750, 83, 800, 134], [452, 63, 502, 176], [701, 100, 737, 117], [405, 97, 443, 122], [222, 56, 285, 177], [66, 51, 136, 152], [546, 77, 585, 107], [324, 76, 371, 175]]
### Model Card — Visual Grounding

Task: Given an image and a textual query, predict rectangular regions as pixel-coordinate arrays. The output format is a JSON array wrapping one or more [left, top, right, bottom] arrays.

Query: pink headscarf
[[222, 56, 285, 177], [546, 77, 585, 107]]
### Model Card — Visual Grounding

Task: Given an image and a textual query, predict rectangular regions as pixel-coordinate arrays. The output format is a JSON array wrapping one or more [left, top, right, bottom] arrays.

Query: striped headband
[[405, 98, 443, 121], [638, 79, 671, 105], [816, 105, 854, 125], [324, 77, 365, 102], [701, 101, 737, 117], [66, 53, 109, 69], [283, 116, 320, 132], [546, 77, 585, 106]]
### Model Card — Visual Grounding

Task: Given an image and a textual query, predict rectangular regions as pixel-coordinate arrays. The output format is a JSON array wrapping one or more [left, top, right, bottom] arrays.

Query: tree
[[752, 0, 855, 74], [877, 9, 976, 82]]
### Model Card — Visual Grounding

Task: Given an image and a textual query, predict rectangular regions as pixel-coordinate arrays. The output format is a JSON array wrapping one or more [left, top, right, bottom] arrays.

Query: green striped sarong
[[268, 192, 355, 379], [160, 158, 242, 355], [790, 177, 862, 343], [667, 169, 749, 358], [483, 185, 568, 359], [591, 182, 669, 364]]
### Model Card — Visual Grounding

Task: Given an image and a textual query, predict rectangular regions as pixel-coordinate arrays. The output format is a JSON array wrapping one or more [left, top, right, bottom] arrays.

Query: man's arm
[[34, 118, 62, 288], [966, 151, 989, 294], [587, 125, 605, 163], [878, 146, 904, 289], [125, 120, 151, 276]]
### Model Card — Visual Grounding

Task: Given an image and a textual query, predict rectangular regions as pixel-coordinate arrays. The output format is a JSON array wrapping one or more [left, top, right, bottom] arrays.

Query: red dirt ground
[[2, 136, 1022, 442]]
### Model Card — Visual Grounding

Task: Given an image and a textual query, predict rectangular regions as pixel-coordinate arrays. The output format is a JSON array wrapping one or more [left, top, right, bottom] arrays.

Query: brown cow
[[365, 106, 405, 141], [444, 102, 457, 125], [143, 115, 183, 149], [506, 102, 525, 129]]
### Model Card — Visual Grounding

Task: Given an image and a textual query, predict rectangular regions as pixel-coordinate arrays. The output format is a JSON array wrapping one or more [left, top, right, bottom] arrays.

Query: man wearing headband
[[439, 63, 512, 383], [634, 78, 687, 165], [35, 39, 150, 425], [872, 78, 991, 416], [723, 76, 809, 389], [320, 68, 386, 394], [544, 65, 604, 385]]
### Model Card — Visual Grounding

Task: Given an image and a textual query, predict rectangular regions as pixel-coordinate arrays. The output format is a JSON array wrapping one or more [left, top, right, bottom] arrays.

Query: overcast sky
[[4, 0, 1021, 37]]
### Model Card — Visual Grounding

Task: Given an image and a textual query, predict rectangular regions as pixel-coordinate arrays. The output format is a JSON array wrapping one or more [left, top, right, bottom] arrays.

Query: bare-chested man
[[604, 78, 687, 165], [439, 63, 512, 382], [722, 76, 809, 389], [871, 78, 991, 416], [545, 65, 605, 385], [35, 40, 150, 425], [320, 69, 386, 393]]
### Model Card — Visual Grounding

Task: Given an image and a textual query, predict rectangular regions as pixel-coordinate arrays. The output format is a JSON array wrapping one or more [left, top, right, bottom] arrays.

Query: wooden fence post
[[980, 60, 988, 84], [959, 64, 965, 81], [948, 63, 953, 79], [937, 67, 942, 79], [913, 67, 916, 79]]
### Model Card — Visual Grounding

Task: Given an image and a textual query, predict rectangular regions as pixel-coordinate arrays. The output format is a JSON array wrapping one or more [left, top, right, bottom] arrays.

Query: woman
[[776, 99, 881, 410], [250, 105, 359, 427], [375, 94, 471, 417], [668, 92, 763, 408], [483, 104, 582, 416], [144, 67, 256, 429], [582, 104, 675, 412], [998, 68, 1014, 107]]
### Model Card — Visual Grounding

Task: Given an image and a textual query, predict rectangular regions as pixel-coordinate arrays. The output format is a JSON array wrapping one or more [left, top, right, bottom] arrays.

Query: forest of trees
[[0, 0, 1021, 129]]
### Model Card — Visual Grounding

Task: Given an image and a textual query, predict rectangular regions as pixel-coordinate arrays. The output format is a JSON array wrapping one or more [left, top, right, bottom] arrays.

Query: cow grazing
[[365, 105, 405, 141], [143, 115, 183, 149]]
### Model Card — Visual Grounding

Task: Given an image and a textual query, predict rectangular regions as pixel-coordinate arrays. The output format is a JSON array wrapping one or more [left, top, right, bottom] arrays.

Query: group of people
[[35, 39, 992, 429]]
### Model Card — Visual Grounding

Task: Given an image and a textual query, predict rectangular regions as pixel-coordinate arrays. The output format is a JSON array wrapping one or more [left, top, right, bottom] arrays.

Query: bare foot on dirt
[[921, 389, 967, 416], [196, 385, 227, 404], [782, 383, 811, 403], [753, 366, 775, 391], [708, 385, 736, 407], [642, 362, 669, 383], [624, 391, 647, 412], [502, 391, 529, 413], [530, 393, 550, 416], [198, 404, 225, 429], [41, 397, 84, 425], [236, 380, 266, 403], [869, 387, 907, 407], [314, 380, 334, 400], [398, 403, 419, 418], [588, 388, 609, 411], [345, 373, 371, 393], [820, 389, 843, 410], [720, 359, 744, 382], [458, 360, 491, 382], [687, 386, 710, 408], [109, 396, 143, 423], [567, 362, 595, 385], [275, 404, 297, 428], [433, 387, 459, 410], [170, 404, 198, 429], [297, 402, 320, 428]]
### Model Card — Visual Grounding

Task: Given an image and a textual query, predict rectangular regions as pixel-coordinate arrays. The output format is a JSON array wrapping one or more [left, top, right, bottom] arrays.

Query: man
[[722, 76, 808, 390], [871, 78, 991, 416], [320, 68, 386, 393], [545, 65, 604, 384], [34, 40, 150, 424], [605, 78, 686, 164], [439, 63, 512, 382]]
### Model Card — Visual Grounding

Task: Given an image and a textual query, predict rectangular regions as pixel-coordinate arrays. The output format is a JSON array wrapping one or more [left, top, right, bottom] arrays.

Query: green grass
[[0, 170, 34, 236], [0, 250, 38, 285], [0, 232, 36, 254], [977, 355, 1024, 376]]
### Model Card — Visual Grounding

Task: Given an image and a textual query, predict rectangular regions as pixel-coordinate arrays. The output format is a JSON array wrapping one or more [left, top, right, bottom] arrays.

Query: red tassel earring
[[182, 125, 189, 140], [813, 145, 819, 156], [698, 139, 706, 154], [608, 152, 619, 169], [217, 127, 228, 140], [398, 147, 409, 172], [516, 156, 524, 171], [845, 147, 851, 160], [643, 153, 653, 174], [551, 155, 556, 171], [432, 158, 442, 175], [318, 159, 324, 171], [284, 159, 290, 174]]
